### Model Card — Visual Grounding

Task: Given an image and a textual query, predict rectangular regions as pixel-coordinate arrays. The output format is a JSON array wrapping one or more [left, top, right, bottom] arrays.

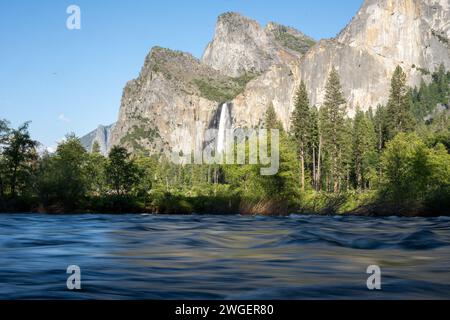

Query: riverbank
[[1, 191, 448, 217]]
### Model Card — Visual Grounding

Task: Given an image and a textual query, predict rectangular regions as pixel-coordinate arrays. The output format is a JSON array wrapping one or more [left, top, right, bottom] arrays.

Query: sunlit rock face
[[84, 0, 450, 155], [201, 12, 315, 77], [231, 63, 299, 131], [296, 0, 450, 115], [109, 47, 221, 155], [105, 15, 315, 154]]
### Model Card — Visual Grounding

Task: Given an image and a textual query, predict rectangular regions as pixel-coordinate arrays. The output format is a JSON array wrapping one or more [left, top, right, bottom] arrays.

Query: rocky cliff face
[[202, 12, 315, 77], [230, 0, 450, 125], [80, 124, 115, 156], [105, 15, 315, 155], [83, 0, 450, 155], [297, 0, 450, 115], [108, 46, 264, 155]]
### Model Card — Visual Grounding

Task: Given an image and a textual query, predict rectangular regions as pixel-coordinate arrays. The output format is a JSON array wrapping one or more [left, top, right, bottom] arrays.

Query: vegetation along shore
[[1, 65, 449, 216]]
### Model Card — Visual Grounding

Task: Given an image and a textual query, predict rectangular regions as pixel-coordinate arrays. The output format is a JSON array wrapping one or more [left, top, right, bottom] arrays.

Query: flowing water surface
[[0, 214, 450, 299]]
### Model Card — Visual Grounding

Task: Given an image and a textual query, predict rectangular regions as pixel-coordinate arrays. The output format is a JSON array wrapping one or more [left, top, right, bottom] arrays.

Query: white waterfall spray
[[216, 103, 231, 154]]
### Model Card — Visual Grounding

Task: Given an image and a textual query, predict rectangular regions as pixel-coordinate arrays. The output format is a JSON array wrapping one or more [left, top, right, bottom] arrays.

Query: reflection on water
[[0, 214, 449, 299]]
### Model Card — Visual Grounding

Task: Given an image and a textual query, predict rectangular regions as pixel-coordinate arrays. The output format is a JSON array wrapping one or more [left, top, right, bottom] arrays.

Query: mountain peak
[[201, 12, 314, 77]]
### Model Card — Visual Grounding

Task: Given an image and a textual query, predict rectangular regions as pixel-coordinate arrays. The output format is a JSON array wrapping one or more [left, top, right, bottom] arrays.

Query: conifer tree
[[353, 108, 377, 190], [291, 81, 311, 191], [320, 68, 347, 193], [386, 65, 415, 139], [309, 106, 320, 190], [265, 103, 283, 131], [92, 141, 101, 154]]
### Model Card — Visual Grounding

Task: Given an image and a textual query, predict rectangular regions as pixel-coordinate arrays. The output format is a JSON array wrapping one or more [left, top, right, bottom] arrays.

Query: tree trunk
[[317, 135, 322, 191], [0, 176, 4, 199], [11, 164, 18, 199], [300, 144, 305, 192], [312, 147, 316, 191], [378, 122, 383, 184], [333, 149, 339, 193]]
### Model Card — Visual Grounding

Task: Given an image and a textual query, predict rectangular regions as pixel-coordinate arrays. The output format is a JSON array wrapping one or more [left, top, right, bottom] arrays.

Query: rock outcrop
[[108, 47, 259, 155], [202, 12, 315, 77], [80, 124, 115, 156], [297, 0, 450, 115], [105, 16, 315, 155], [82, 0, 450, 155]]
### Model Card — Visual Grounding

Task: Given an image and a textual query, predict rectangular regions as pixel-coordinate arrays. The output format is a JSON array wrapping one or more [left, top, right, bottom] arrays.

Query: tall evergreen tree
[[353, 108, 377, 190], [265, 102, 283, 131], [320, 68, 347, 193], [309, 106, 320, 190], [92, 141, 101, 154], [291, 81, 311, 191], [386, 65, 415, 139]]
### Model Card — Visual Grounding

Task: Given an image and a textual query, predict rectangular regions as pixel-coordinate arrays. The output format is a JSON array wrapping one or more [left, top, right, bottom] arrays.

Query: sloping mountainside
[[108, 46, 264, 155], [105, 13, 315, 154], [83, 0, 450, 155], [298, 0, 450, 116]]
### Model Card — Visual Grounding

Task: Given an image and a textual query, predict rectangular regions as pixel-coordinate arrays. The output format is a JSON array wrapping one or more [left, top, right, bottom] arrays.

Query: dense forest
[[1, 65, 449, 216]]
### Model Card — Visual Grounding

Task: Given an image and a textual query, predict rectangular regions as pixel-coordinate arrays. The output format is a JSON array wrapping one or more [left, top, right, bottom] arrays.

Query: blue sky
[[0, 0, 364, 148]]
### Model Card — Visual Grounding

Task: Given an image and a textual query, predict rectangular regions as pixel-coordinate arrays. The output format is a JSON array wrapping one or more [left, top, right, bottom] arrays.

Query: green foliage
[[86, 149, 107, 195], [320, 68, 348, 193], [291, 82, 313, 191], [291, 82, 311, 144], [380, 133, 450, 210], [36, 135, 88, 210], [410, 64, 450, 120], [1, 122, 38, 199], [92, 141, 101, 154], [106, 146, 141, 196], [352, 108, 378, 190], [272, 26, 315, 54], [120, 124, 160, 153], [1, 65, 449, 216], [386, 65, 416, 139], [432, 29, 449, 45], [264, 102, 283, 131], [194, 72, 258, 103]]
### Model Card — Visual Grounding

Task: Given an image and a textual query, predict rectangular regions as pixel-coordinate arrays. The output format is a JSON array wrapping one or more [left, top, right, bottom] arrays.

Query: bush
[[380, 133, 450, 211]]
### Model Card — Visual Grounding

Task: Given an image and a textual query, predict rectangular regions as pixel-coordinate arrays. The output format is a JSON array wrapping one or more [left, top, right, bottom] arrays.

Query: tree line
[[290, 65, 449, 214], [0, 65, 449, 215]]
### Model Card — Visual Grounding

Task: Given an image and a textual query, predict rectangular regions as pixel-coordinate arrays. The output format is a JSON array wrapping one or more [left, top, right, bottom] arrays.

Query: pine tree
[[320, 68, 347, 193], [265, 102, 283, 131], [341, 118, 354, 191], [309, 106, 320, 190], [259, 104, 299, 207], [353, 108, 377, 191], [386, 66, 415, 139], [291, 81, 311, 191], [92, 141, 101, 154]]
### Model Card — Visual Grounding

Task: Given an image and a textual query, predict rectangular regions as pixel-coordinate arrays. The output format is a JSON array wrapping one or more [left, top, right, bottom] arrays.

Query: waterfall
[[216, 103, 231, 154]]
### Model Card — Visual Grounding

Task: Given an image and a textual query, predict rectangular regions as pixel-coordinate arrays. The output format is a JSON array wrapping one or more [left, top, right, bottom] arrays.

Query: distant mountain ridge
[[80, 124, 115, 156]]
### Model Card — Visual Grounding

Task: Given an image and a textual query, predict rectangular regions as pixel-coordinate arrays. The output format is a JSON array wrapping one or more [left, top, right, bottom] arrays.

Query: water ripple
[[0, 214, 449, 299]]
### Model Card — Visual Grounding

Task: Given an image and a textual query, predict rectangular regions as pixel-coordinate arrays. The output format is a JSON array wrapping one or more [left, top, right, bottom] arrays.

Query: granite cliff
[[82, 0, 450, 155]]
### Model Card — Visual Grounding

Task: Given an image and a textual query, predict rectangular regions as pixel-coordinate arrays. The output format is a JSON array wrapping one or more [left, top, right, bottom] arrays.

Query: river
[[0, 214, 449, 299]]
